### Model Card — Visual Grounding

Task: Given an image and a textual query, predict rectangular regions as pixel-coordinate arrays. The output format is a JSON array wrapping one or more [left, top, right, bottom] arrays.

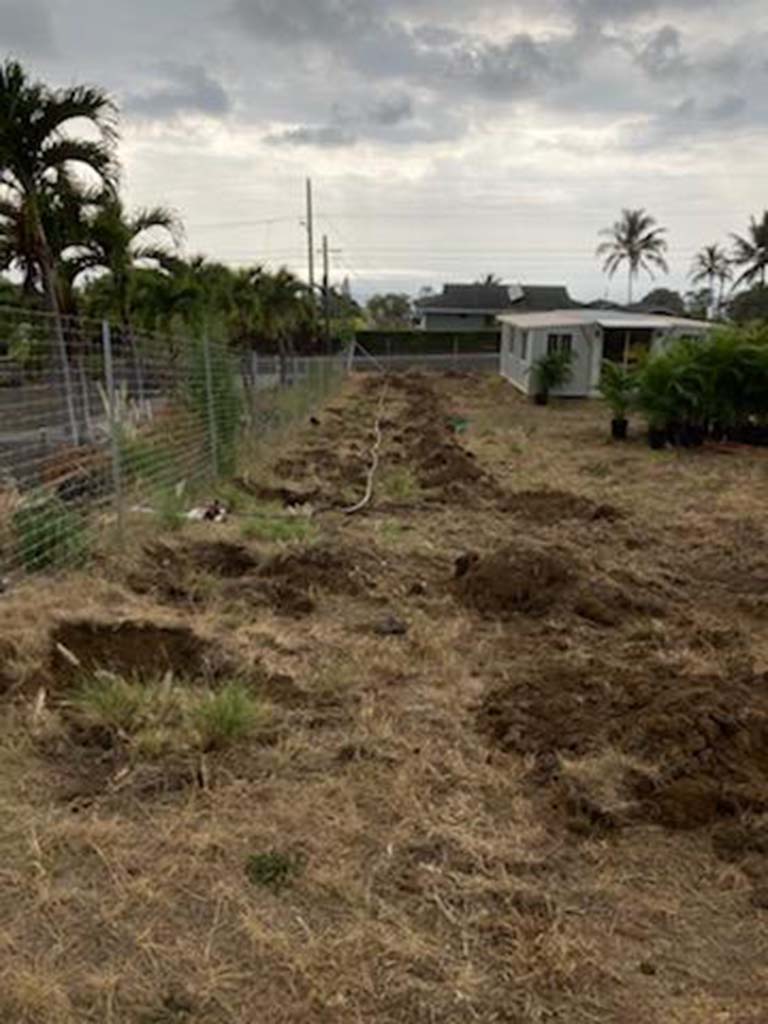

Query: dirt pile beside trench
[[500, 489, 622, 525], [128, 537, 382, 619], [453, 542, 664, 625], [478, 655, 768, 832]]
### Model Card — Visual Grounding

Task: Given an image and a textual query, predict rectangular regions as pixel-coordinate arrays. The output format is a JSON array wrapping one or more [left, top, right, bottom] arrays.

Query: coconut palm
[[0, 59, 116, 441], [731, 212, 768, 289], [67, 193, 180, 404], [689, 244, 732, 318], [596, 208, 669, 305]]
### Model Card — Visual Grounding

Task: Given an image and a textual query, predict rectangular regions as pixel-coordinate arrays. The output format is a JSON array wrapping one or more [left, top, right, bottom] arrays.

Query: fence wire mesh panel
[[351, 348, 501, 374], [0, 304, 346, 583]]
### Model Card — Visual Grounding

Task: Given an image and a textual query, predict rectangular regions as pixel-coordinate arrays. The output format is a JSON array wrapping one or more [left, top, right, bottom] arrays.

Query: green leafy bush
[[635, 328, 768, 438], [531, 349, 574, 400], [598, 361, 637, 418], [13, 493, 88, 571]]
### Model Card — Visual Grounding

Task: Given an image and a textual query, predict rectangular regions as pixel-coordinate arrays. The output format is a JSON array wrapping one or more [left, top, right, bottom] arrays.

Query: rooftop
[[497, 309, 711, 331]]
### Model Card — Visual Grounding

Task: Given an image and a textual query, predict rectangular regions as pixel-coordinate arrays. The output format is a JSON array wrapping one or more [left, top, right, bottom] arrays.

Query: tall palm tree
[[731, 212, 768, 289], [68, 193, 180, 404], [596, 208, 669, 305], [689, 243, 732, 318], [0, 59, 116, 442]]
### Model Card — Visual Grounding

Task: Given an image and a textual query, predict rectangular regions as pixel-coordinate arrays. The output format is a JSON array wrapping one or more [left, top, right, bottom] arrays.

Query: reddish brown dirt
[[50, 620, 231, 685]]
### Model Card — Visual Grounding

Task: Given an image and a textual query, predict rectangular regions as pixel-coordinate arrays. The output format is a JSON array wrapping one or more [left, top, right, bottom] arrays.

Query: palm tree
[[689, 244, 732, 318], [596, 209, 669, 305], [250, 267, 310, 384], [68, 193, 180, 405], [731, 212, 768, 289], [0, 59, 116, 442]]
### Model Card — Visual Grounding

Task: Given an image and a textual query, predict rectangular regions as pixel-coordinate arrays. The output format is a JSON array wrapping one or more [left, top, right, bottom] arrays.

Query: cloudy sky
[[3, 0, 767, 300]]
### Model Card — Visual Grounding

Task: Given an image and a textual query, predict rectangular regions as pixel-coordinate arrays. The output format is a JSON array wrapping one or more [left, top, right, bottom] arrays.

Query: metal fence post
[[102, 320, 125, 545], [202, 332, 220, 478]]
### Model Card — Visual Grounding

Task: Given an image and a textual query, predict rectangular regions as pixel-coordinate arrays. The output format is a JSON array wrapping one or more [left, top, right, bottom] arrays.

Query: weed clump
[[245, 850, 303, 892], [13, 492, 88, 571], [189, 682, 268, 751]]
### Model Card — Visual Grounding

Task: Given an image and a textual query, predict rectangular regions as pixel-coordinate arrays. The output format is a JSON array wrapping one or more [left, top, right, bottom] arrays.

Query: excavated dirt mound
[[50, 620, 233, 686], [127, 541, 260, 605], [455, 545, 575, 616], [453, 544, 669, 624], [501, 489, 622, 524], [261, 544, 375, 597], [478, 656, 768, 831]]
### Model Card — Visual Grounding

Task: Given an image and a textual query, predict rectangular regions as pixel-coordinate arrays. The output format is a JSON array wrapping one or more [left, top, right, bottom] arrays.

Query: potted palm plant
[[598, 361, 636, 439], [531, 349, 574, 406]]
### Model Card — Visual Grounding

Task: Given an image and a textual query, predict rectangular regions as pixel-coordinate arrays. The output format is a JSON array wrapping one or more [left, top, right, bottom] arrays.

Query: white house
[[498, 309, 713, 398]]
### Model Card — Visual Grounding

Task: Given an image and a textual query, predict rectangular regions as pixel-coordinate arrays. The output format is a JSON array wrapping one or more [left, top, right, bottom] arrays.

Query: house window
[[547, 333, 573, 355], [520, 330, 529, 361]]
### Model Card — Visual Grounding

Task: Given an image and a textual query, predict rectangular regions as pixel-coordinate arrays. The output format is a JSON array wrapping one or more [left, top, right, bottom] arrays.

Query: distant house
[[498, 309, 712, 398], [414, 283, 578, 332]]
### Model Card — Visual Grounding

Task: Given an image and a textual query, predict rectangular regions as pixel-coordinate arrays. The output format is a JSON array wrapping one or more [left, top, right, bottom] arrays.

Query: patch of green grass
[[240, 516, 315, 544], [189, 682, 268, 751], [13, 493, 89, 572], [68, 675, 151, 734], [245, 850, 303, 892], [154, 485, 188, 532], [378, 466, 421, 504]]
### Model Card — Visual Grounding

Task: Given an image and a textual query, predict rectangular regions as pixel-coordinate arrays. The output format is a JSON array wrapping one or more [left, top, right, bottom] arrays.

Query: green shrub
[[154, 484, 188, 532], [119, 435, 177, 485], [13, 493, 88, 571], [189, 682, 267, 751], [245, 850, 302, 892], [531, 349, 574, 399], [378, 466, 421, 503], [598, 362, 637, 418], [635, 328, 768, 434]]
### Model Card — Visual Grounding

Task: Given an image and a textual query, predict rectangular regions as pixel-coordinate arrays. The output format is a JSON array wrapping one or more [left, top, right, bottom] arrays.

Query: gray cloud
[[125, 64, 231, 120], [636, 25, 689, 78], [0, 0, 55, 56], [368, 94, 414, 126], [265, 123, 357, 148]]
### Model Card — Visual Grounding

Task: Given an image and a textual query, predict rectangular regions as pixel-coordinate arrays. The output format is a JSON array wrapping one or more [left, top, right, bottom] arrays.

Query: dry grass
[[1, 373, 767, 1022]]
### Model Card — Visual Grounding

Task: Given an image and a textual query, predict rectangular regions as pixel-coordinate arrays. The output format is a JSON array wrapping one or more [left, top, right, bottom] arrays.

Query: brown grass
[[1, 373, 768, 1022]]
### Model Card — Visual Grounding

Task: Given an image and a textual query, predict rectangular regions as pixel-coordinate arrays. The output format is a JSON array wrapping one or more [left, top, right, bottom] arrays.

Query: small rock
[[408, 581, 427, 597], [750, 886, 768, 910], [373, 616, 409, 637], [639, 961, 657, 977]]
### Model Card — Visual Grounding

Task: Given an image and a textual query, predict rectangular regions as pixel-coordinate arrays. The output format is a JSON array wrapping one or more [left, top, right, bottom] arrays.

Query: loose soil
[[2, 372, 768, 1024]]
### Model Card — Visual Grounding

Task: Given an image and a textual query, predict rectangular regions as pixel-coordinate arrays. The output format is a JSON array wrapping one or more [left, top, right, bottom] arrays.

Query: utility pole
[[322, 233, 331, 353], [305, 178, 315, 296]]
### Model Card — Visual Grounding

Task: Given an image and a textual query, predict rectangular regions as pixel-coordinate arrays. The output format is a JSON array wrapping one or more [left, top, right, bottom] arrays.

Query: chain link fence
[[0, 304, 346, 583]]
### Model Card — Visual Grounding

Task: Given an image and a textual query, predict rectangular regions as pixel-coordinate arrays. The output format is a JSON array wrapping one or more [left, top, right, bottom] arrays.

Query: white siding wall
[[501, 324, 534, 394]]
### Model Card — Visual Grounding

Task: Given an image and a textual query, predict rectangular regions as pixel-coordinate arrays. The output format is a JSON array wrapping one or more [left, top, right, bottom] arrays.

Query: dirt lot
[[1, 372, 767, 1023]]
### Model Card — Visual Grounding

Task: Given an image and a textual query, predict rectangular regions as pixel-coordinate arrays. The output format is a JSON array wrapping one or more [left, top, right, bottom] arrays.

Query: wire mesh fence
[[0, 304, 347, 583]]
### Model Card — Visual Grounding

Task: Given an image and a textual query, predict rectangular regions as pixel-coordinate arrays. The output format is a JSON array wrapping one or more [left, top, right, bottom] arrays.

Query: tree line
[[0, 59, 360, 370]]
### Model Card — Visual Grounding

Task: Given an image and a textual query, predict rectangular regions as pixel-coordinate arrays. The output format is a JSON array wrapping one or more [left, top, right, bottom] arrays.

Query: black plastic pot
[[648, 427, 667, 450], [533, 393, 549, 406], [611, 417, 628, 441]]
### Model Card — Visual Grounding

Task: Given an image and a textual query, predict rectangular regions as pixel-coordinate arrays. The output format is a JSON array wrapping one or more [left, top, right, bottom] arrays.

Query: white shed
[[498, 309, 712, 398]]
